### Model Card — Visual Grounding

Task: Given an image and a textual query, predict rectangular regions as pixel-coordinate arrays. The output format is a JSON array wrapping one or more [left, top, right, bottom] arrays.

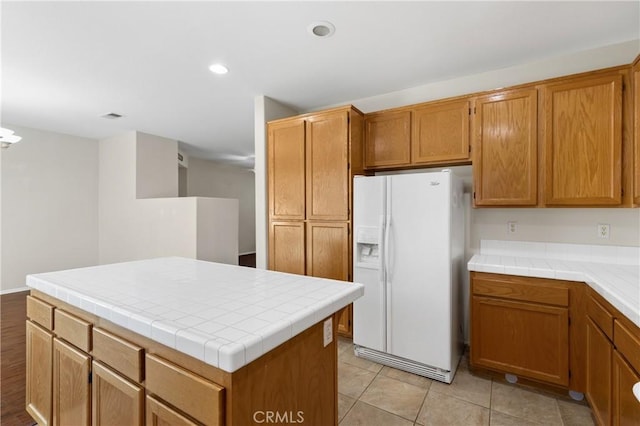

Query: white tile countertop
[[26, 257, 364, 373], [468, 240, 640, 327]]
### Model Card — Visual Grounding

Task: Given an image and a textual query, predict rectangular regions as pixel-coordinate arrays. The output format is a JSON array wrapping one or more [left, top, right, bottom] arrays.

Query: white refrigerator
[[353, 170, 464, 384]]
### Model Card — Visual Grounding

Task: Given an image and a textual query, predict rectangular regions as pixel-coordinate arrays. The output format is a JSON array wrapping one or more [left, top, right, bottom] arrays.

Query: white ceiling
[[2, 1, 639, 168]]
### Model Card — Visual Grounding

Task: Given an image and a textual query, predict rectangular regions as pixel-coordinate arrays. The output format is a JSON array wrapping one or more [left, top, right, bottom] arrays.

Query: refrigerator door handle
[[378, 215, 386, 284], [384, 180, 392, 352]]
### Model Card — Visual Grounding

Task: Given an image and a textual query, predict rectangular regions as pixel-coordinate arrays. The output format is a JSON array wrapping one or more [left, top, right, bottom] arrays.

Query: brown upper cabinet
[[361, 63, 636, 208], [364, 101, 473, 170], [364, 110, 411, 169], [268, 107, 363, 222], [633, 56, 640, 205], [306, 112, 350, 221], [543, 72, 623, 205], [472, 88, 538, 206], [267, 119, 306, 221], [412, 99, 470, 165]]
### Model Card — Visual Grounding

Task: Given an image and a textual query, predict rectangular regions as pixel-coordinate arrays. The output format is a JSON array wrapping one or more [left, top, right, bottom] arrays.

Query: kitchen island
[[25, 257, 363, 426]]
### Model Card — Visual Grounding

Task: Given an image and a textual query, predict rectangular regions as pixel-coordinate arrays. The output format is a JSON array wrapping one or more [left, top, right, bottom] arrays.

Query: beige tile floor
[[337, 338, 595, 426]]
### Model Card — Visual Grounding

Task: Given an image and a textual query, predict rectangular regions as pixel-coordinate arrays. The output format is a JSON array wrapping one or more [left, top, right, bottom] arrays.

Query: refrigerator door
[[387, 172, 452, 369], [353, 176, 387, 352]]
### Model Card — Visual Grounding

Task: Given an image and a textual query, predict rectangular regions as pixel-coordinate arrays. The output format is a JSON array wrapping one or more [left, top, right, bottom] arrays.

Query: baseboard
[[0, 286, 29, 295]]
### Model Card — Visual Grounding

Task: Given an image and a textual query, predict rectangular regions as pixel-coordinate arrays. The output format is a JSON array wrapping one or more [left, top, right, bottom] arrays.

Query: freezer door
[[387, 172, 452, 370], [353, 176, 387, 352]]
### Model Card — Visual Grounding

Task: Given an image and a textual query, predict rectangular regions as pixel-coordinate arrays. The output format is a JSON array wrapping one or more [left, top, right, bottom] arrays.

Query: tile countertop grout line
[[469, 240, 640, 328], [25, 257, 364, 373]]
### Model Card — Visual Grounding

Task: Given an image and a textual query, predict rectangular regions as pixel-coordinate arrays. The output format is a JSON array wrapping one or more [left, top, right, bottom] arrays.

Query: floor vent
[[354, 345, 452, 384]]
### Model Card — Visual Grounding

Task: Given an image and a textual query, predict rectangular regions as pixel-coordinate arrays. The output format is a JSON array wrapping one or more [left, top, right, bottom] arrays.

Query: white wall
[[254, 96, 298, 269], [196, 197, 239, 264], [186, 157, 255, 255], [136, 132, 178, 198], [331, 40, 640, 114], [99, 131, 238, 265], [1, 125, 99, 292]]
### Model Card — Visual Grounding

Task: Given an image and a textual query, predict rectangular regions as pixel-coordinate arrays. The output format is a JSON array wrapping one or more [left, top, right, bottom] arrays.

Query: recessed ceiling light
[[308, 21, 335, 38], [209, 64, 229, 75]]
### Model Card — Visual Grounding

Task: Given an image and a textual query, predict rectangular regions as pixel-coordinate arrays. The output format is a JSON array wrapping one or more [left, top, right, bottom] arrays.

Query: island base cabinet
[[92, 360, 144, 426], [586, 318, 612, 426], [145, 354, 224, 426], [612, 350, 640, 426], [146, 395, 198, 426], [26, 320, 53, 426], [53, 338, 91, 426]]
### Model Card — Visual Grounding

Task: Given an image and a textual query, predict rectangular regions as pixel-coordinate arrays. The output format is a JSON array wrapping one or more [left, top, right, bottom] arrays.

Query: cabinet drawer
[[146, 395, 198, 426], [54, 310, 92, 352], [614, 320, 640, 374], [587, 295, 614, 340], [145, 354, 224, 426], [27, 295, 54, 330], [472, 276, 568, 306], [93, 328, 144, 383]]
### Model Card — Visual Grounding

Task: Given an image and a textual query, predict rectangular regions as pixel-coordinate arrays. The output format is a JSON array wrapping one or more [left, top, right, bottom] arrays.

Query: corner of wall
[[254, 96, 298, 270]]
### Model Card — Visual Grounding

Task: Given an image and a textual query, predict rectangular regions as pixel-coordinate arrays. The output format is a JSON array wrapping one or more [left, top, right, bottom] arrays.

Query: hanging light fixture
[[0, 127, 22, 149]]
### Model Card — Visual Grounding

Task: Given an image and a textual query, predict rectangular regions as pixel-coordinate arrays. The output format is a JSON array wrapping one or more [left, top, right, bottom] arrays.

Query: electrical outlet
[[323, 318, 333, 347], [507, 221, 517, 234], [597, 224, 610, 239]]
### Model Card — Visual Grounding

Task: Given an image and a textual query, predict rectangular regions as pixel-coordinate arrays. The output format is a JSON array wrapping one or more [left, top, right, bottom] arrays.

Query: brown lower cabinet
[[471, 275, 640, 426], [470, 273, 571, 387], [146, 395, 197, 426], [587, 317, 613, 425], [53, 339, 91, 426], [26, 319, 53, 426], [27, 291, 341, 426], [586, 290, 640, 426], [269, 219, 354, 337], [92, 361, 144, 425], [612, 350, 640, 426]]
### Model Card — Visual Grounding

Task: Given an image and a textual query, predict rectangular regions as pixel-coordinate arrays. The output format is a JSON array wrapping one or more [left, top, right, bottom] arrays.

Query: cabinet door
[[612, 350, 640, 426], [336, 306, 352, 337], [307, 222, 351, 336], [364, 111, 411, 169], [268, 119, 306, 220], [471, 296, 569, 386], [53, 338, 91, 426], [412, 99, 470, 164], [473, 88, 538, 206], [146, 395, 197, 426], [544, 74, 623, 205], [306, 222, 349, 281], [269, 221, 305, 275], [586, 318, 612, 426], [26, 320, 53, 426], [92, 361, 143, 426], [634, 59, 640, 204], [306, 111, 349, 221]]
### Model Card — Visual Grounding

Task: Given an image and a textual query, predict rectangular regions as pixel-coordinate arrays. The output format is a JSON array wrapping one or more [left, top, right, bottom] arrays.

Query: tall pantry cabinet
[[267, 105, 364, 337]]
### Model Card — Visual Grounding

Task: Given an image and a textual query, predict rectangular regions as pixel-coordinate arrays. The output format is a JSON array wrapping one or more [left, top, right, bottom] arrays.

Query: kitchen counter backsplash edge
[[468, 240, 640, 327]]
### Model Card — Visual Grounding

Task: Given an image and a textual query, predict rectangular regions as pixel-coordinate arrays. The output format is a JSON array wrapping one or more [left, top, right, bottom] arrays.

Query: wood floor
[[239, 253, 256, 268], [1, 290, 33, 426]]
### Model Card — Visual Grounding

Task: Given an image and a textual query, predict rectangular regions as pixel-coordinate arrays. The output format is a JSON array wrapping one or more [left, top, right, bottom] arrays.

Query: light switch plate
[[323, 318, 333, 347]]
